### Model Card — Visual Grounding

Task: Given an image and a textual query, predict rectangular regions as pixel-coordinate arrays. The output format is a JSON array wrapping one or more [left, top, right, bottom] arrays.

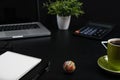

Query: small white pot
[[57, 15, 71, 30]]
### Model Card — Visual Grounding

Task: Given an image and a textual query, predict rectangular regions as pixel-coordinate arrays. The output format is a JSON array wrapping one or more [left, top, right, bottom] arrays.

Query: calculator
[[74, 22, 114, 39]]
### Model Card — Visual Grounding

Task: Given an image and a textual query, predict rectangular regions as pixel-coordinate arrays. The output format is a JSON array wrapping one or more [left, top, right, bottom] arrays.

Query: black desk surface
[[0, 26, 120, 80]]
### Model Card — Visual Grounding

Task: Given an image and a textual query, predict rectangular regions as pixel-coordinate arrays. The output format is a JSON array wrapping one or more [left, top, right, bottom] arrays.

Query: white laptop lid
[[0, 51, 41, 80]]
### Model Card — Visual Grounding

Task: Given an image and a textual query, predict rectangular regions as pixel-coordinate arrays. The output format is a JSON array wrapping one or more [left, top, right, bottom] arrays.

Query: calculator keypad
[[74, 24, 113, 39]]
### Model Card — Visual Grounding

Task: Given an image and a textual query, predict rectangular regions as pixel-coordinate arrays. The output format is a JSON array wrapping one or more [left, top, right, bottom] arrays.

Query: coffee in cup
[[101, 38, 120, 70]]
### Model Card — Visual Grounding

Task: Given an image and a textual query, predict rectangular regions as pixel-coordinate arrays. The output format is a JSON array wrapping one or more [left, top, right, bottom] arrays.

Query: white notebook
[[0, 51, 41, 80]]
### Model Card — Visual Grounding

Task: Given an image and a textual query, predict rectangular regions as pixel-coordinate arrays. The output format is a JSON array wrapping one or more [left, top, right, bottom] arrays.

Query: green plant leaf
[[43, 0, 84, 17]]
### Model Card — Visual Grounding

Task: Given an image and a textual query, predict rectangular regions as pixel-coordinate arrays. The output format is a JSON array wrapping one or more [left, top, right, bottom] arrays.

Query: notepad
[[0, 51, 41, 80]]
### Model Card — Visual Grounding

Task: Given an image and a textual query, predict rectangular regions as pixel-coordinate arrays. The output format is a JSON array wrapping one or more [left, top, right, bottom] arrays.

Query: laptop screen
[[0, 0, 39, 25]]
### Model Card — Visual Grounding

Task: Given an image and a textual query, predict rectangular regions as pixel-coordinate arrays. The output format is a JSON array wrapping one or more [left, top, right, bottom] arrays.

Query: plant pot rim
[[57, 15, 71, 17]]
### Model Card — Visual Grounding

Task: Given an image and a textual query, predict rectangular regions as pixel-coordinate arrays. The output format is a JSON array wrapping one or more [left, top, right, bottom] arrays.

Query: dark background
[[0, 0, 38, 24], [0, 0, 120, 30]]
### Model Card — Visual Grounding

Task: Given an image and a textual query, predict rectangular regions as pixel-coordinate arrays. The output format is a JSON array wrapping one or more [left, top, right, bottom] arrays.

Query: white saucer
[[97, 55, 120, 74]]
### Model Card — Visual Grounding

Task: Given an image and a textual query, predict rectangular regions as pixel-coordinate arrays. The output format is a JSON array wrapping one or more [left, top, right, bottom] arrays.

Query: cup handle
[[101, 41, 108, 49]]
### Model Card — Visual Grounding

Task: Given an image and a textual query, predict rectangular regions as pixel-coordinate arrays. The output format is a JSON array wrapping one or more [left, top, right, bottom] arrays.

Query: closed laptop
[[0, 51, 49, 80]]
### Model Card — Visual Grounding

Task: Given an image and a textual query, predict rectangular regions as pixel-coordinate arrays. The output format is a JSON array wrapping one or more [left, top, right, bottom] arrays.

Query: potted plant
[[43, 0, 84, 30]]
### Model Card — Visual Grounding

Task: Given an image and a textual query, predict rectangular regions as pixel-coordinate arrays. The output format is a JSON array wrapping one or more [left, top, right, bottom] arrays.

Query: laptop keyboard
[[0, 24, 40, 31]]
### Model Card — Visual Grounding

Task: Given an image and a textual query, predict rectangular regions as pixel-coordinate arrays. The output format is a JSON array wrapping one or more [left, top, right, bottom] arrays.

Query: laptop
[[0, 51, 49, 80], [0, 0, 51, 40]]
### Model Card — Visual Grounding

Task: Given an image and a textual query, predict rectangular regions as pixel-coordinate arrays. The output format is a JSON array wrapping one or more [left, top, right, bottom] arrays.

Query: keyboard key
[[0, 24, 40, 31]]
